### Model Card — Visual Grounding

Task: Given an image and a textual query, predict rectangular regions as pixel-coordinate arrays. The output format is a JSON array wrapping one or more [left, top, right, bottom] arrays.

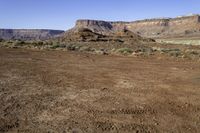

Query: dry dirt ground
[[0, 48, 200, 133]]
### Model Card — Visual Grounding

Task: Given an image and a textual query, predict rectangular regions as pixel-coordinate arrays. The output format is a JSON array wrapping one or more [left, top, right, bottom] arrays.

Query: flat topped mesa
[[72, 15, 200, 38], [75, 14, 200, 25], [75, 19, 113, 30]]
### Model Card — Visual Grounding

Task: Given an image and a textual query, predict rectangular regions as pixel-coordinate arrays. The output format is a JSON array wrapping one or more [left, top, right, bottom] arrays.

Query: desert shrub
[[185, 30, 192, 35], [145, 48, 154, 55], [94, 49, 109, 55], [138, 48, 154, 56], [67, 44, 81, 51], [13, 40, 26, 46], [189, 51, 199, 55], [152, 47, 180, 53], [30, 41, 45, 47], [116, 48, 133, 54], [48, 42, 65, 49], [161, 48, 180, 53], [79, 46, 93, 52], [66, 45, 76, 51], [152, 47, 164, 52], [6, 40, 14, 44], [45, 41, 53, 46], [50, 43, 60, 49], [135, 47, 153, 53], [37, 41, 44, 45], [0, 38, 4, 42], [168, 51, 182, 57], [58, 44, 66, 48]]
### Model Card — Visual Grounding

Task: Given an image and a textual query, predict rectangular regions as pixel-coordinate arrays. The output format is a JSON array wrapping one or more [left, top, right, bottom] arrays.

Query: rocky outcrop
[[0, 29, 64, 41], [72, 15, 200, 38], [62, 28, 107, 42], [61, 27, 154, 43]]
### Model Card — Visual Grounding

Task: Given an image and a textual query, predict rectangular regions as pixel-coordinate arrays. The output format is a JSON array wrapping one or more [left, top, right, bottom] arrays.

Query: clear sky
[[0, 0, 200, 30]]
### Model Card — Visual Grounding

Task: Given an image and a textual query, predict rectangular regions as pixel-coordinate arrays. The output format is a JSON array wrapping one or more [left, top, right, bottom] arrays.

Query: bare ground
[[0, 48, 200, 133]]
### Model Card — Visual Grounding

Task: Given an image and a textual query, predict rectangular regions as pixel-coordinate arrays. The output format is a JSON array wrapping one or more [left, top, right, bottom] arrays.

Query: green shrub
[[116, 48, 133, 54], [50, 43, 60, 49]]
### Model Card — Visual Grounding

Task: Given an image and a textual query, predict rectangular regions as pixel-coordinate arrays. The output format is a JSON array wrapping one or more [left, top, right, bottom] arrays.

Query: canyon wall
[[0, 29, 64, 41], [73, 15, 200, 38]]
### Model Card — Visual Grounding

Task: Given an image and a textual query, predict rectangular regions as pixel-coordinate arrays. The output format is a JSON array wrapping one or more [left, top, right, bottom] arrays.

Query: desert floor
[[0, 48, 200, 133]]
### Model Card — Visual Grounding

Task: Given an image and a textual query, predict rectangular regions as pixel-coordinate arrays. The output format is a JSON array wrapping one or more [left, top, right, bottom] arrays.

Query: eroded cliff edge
[[73, 15, 200, 38]]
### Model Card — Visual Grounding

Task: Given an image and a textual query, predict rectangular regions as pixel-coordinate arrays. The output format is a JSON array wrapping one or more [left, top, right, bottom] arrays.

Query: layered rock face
[[73, 15, 200, 38], [0, 29, 64, 41], [75, 20, 113, 34]]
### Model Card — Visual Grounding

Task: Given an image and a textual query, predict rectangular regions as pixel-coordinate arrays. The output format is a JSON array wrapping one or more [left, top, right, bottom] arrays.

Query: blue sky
[[0, 0, 200, 30]]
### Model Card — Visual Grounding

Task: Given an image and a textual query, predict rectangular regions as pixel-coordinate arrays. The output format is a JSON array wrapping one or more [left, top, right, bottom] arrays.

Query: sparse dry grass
[[157, 38, 200, 45]]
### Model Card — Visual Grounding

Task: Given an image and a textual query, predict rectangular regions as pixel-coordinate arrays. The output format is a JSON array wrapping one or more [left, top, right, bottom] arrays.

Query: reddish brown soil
[[0, 48, 200, 133]]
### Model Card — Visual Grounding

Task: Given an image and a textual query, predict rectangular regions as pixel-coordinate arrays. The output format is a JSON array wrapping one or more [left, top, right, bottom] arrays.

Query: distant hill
[[0, 29, 64, 41]]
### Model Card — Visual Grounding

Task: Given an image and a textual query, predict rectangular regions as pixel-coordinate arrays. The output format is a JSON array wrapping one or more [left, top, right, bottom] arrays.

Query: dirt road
[[0, 48, 200, 133]]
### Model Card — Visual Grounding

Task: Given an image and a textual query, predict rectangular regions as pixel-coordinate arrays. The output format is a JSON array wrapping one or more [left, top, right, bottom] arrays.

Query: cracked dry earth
[[0, 48, 200, 133]]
